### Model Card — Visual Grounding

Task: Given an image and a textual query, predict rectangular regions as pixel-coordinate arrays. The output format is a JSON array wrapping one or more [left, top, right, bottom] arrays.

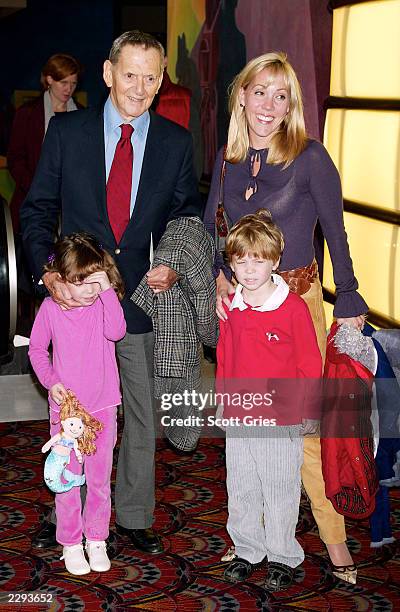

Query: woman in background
[[8, 53, 83, 231]]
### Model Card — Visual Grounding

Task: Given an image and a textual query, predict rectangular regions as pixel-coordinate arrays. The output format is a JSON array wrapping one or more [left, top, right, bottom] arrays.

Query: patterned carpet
[[1, 419, 400, 611]]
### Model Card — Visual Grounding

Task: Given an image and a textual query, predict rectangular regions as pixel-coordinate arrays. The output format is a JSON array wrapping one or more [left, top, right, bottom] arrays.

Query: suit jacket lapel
[[81, 106, 110, 228], [133, 112, 168, 221]]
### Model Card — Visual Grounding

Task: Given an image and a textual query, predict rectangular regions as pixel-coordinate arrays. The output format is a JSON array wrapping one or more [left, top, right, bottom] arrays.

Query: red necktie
[[106, 123, 134, 243]]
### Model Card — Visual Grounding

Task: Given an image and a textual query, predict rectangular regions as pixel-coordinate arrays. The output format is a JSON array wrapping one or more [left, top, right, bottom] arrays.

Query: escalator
[[0, 196, 17, 364]]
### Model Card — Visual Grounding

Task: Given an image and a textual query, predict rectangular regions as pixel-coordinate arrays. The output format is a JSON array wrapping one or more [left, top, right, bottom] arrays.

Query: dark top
[[7, 95, 45, 232], [8, 94, 83, 232], [203, 140, 368, 318], [20, 106, 202, 334]]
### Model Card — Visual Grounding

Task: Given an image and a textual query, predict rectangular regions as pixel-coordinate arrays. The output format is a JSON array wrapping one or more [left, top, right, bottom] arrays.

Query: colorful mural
[[167, 0, 332, 177]]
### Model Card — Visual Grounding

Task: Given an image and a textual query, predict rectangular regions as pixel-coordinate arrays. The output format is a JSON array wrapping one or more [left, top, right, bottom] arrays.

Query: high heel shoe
[[331, 563, 357, 584]]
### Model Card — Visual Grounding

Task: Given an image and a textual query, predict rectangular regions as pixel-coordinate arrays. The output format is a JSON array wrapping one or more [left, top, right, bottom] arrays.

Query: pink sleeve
[[99, 288, 127, 341], [28, 301, 60, 390]]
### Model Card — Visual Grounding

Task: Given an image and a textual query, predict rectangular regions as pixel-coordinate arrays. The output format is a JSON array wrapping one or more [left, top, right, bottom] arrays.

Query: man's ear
[[156, 70, 164, 94], [103, 60, 113, 88], [272, 259, 280, 271]]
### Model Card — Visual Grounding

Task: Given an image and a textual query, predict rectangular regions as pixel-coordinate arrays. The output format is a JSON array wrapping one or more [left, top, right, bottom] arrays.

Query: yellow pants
[[300, 277, 346, 544]]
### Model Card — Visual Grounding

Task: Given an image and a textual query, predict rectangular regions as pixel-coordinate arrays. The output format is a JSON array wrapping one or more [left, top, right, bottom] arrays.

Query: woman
[[203, 51, 367, 585], [8, 53, 83, 231]]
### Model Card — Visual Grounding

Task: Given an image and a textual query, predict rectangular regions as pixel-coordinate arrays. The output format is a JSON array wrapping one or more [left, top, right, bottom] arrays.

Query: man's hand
[[50, 382, 68, 405], [301, 418, 320, 437], [42, 271, 81, 309], [216, 270, 235, 321], [146, 265, 178, 293]]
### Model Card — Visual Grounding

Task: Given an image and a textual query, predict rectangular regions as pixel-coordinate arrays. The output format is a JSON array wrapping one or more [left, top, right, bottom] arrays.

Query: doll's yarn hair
[[59, 391, 103, 455]]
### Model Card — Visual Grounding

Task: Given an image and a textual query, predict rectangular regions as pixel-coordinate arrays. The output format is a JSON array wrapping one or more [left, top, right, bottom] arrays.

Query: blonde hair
[[225, 209, 284, 263], [58, 391, 103, 455], [44, 232, 125, 299], [227, 51, 307, 167]]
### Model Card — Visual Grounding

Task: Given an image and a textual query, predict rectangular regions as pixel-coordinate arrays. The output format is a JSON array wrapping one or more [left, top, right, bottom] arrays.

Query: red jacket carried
[[321, 323, 379, 519]]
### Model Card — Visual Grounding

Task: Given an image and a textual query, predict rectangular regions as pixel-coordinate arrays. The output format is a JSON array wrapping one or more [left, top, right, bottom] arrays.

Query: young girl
[[29, 232, 126, 575]]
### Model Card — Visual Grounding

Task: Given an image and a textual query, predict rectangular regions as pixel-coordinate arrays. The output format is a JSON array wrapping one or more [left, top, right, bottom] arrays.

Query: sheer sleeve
[[307, 141, 368, 318]]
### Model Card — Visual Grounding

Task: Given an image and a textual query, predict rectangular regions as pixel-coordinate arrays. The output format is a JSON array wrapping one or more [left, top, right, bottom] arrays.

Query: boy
[[217, 209, 322, 591]]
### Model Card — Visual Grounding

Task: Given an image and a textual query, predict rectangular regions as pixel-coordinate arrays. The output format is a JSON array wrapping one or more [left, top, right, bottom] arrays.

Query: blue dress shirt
[[103, 96, 150, 215]]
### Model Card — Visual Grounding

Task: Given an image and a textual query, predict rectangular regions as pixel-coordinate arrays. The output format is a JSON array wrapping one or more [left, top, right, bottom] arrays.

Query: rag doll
[[42, 391, 103, 493]]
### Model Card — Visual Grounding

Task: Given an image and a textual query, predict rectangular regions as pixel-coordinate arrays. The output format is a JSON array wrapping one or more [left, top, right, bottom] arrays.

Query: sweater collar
[[230, 274, 289, 312]]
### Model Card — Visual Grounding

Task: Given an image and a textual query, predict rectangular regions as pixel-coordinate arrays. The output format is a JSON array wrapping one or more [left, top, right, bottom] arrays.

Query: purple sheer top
[[203, 140, 368, 318]]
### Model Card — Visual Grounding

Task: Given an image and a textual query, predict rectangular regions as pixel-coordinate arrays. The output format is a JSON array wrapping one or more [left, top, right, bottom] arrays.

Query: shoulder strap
[[218, 144, 227, 205]]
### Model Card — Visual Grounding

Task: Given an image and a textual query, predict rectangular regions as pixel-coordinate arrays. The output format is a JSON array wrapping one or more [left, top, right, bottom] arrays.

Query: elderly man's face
[[103, 44, 163, 121]]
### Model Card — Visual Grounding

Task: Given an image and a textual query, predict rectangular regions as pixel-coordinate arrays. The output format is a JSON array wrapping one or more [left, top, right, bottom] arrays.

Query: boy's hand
[[301, 418, 320, 437], [50, 382, 68, 405], [85, 271, 111, 292]]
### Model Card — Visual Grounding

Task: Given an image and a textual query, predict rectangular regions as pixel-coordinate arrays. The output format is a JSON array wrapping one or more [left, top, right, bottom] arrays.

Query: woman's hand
[[85, 271, 111, 292], [50, 382, 68, 405], [336, 315, 366, 331], [216, 270, 235, 321]]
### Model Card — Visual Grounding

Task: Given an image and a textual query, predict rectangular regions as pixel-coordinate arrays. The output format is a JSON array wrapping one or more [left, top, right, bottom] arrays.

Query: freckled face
[[65, 278, 101, 306], [231, 253, 278, 293], [103, 44, 163, 121], [239, 69, 290, 149]]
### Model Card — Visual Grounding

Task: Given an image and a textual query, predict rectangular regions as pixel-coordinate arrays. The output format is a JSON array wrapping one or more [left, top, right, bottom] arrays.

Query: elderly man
[[21, 31, 201, 555]]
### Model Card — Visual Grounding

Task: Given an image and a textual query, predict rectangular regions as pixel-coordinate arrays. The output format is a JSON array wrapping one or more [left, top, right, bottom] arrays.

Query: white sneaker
[[61, 544, 90, 575], [85, 540, 111, 572]]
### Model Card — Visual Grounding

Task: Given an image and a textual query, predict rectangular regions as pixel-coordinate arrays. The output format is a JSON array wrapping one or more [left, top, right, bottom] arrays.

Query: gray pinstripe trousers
[[226, 425, 304, 567]]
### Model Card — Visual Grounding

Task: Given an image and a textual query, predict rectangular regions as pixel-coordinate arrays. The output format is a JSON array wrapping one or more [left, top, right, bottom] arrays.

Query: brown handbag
[[214, 145, 231, 253]]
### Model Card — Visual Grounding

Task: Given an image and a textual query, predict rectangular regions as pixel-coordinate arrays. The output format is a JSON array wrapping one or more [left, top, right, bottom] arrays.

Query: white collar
[[229, 274, 290, 312], [43, 89, 77, 136]]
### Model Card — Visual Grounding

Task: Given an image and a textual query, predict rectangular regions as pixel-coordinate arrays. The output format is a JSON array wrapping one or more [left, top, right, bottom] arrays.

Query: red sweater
[[216, 280, 322, 425]]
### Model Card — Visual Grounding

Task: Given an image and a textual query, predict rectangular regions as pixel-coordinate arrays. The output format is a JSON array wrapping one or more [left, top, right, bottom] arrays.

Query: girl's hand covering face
[[84, 271, 111, 292]]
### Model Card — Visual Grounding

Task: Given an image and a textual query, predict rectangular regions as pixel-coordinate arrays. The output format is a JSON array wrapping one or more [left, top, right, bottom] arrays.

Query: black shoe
[[264, 562, 295, 592], [224, 557, 256, 582], [115, 525, 164, 554], [32, 521, 57, 548]]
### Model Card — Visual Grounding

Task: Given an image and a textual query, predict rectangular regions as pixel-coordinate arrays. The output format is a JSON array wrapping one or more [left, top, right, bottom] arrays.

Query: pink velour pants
[[49, 406, 117, 546]]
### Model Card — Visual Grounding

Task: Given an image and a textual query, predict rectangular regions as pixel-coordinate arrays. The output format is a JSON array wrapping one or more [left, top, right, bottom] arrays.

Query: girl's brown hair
[[44, 232, 125, 299], [40, 53, 82, 89], [59, 391, 103, 455]]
